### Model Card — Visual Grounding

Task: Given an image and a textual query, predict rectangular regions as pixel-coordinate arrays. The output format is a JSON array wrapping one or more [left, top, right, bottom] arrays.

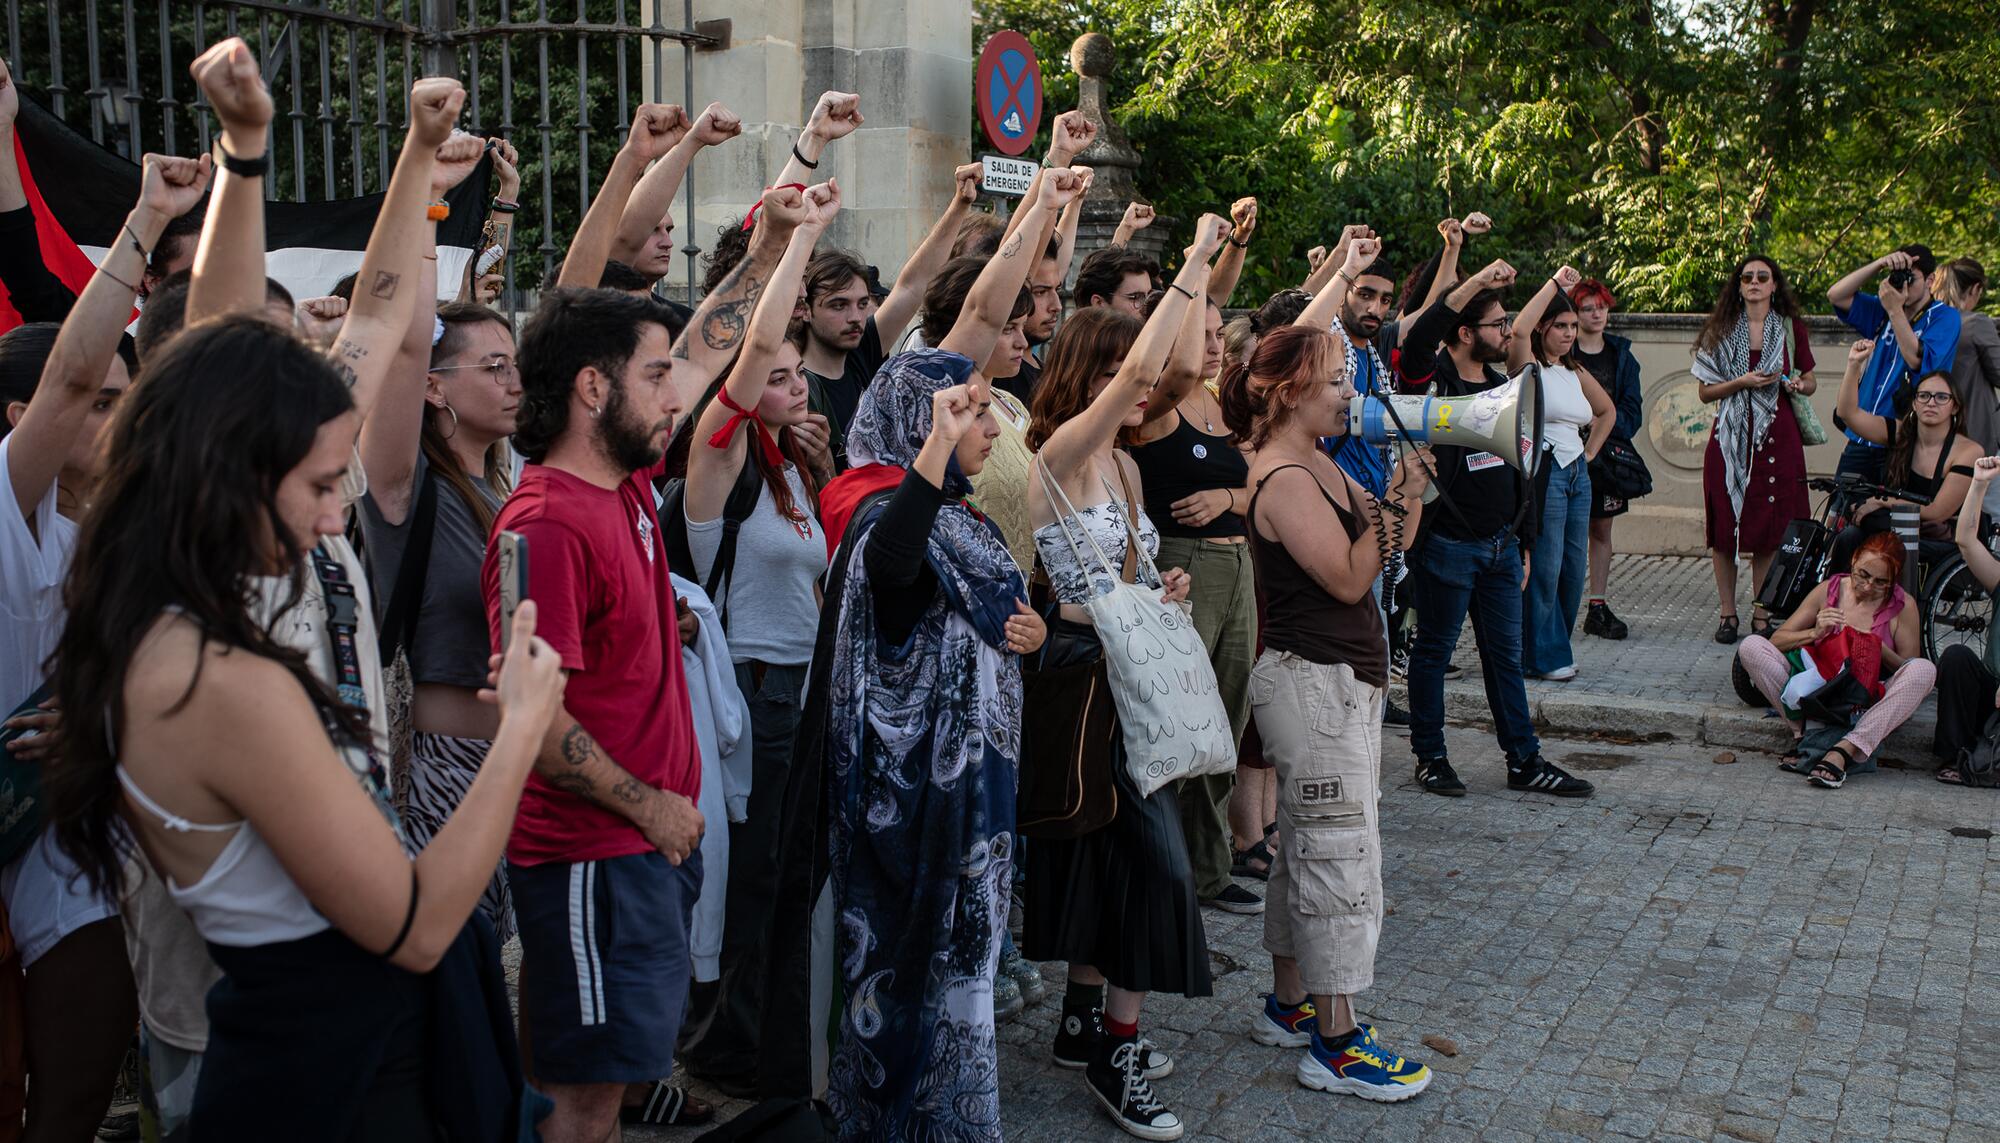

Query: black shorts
[[1591, 490, 1629, 519], [508, 849, 702, 1084]]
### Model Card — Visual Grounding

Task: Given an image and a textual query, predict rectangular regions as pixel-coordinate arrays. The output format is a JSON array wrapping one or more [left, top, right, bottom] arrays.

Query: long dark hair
[[47, 317, 370, 897], [747, 321, 822, 522], [427, 302, 517, 534], [1886, 370, 1963, 489], [1695, 253, 1802, 354], [1531, 290, 1580, 369], [1027, 307, 1143, 451]]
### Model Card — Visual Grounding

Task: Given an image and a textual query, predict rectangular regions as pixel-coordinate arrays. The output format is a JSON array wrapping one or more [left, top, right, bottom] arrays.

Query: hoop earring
[[440, 402, 460, 440]]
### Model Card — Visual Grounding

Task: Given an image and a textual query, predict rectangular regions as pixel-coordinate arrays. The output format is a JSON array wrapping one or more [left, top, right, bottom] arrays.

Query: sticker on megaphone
[[1346, 367, 1544, 477]]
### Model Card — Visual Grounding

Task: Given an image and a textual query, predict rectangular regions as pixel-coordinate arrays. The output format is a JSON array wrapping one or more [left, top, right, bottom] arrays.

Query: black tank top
[[1901, 428, 1973, 500], [1247, 463, 1388, 687], [1127, 414, 1249, 539]]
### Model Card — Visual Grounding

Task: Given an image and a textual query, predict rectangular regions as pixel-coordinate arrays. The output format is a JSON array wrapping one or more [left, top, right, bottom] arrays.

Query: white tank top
[[1539, 363, 1593, 469], [116, 766, 329, 947]]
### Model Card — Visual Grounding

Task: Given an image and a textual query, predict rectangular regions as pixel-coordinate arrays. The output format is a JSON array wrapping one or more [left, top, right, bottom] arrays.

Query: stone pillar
[[1066, 33, 1170, 285], [675, 0, 971, 291]]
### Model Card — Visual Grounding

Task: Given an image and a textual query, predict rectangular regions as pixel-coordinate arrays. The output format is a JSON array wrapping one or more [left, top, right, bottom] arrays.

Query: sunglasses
[[1739, 271, 1773, 284]]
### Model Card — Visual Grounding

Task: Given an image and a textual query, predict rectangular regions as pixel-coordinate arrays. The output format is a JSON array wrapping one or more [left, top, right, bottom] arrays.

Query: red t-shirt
[[482, 461, 699, 866]]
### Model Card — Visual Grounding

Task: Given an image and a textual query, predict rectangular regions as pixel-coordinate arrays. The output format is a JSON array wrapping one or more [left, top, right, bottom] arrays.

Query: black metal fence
[[5, 0, 720, 299]]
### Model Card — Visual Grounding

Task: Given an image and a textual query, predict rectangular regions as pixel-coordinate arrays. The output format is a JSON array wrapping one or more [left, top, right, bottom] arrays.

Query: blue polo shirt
[[1836, 294, 1961, 447]]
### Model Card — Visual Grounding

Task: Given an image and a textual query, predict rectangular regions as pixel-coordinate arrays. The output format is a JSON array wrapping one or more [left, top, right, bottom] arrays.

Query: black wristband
[[216, 139, 270, 178], [490, 199, 520, 215], [378, 866, 419, 960], [1228, 235, 1250, 249], [792, 141, 819, 170], [1168, 282, 1197, 300]]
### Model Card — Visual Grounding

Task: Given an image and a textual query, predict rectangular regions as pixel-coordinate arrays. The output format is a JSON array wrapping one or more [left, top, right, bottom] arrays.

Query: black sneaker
[[1415, 757, 1466, 797], [1507, 756, 1596, 797], [1087, 1038, 1185, 1140], [1202, 883, 1265, 914], [1583, 601, 1629, 640], [1383, 700, 1411, 732], [1442, 662, 1464, 680], [1055, 1009, 1171, 1077]]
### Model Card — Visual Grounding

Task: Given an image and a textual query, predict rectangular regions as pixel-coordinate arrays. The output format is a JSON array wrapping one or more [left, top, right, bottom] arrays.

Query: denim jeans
[[1408, 530, 1540, 765], [1523, 455, 1591, 675], [1836, 438, 1886, 482]]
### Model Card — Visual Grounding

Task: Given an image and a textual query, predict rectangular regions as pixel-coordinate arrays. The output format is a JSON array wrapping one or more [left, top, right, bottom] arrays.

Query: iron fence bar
[[498, 0, 516, 305], [679, 0, 695, 306], [120, 0, 141, 157], [213, 0, 411, 35], [83, 0, 104, 144], [285, 19, 307, 200], [42, 1, 62, 118], [612, 0, 627, 149], [462, 0, 478, 128], [194, 4, 213, 154], [316, 11, 335, 201], [346, 15, 364, 196], [372, 0, 390, 183], [7, 1, 20, 77], [255, 9, 272, 197], [572, 0, 587, 218], [156, 0, 177, 155], [448, 20, 711, 47], [535, 0, 553, 285]]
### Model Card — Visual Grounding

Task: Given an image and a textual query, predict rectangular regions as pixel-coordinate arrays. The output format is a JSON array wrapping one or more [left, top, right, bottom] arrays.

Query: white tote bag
[[1035, 459, 1237, 796]]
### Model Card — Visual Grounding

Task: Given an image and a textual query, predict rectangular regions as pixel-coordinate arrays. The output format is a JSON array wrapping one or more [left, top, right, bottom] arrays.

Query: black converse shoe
[[1054, 1009, 1171, 1077], [1201, 883, 1264, 914], [1383, 700, 1411, 731], [1507, 756, 1596, 797], [1583, 600, 1629, 639], [1087, 1038, 1185, 1141], [1415, 757, 1466, 797]]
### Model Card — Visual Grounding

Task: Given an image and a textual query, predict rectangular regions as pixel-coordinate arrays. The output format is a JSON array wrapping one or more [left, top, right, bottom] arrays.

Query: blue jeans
[[1836, 438, 1885, 481], [1523, 456, 1591, 675], [1408, 531, 1540, 765]]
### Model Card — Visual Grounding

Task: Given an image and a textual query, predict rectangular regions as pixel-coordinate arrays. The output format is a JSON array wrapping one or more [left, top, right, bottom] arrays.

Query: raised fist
[[1437, 217, 1464, 245], [1071, 165, 1096, 196], [807, 91, 864, 141], [488, 137, 521, 196], [1121, 202, 1156, 233], [1230, 196, 1259, 238], [408, 77, 466, 149], [691, 102, 742, 147], [191, 37, 273, 138], [1461, 211, 1493, 236], [430, 129, 486, 196], [954, 162, 983, 204], [1188, 212, 1231, 258], [1552, 265, 1582, 291], [1041, 167, 1085, 208], [139, 153, 214, 220], [928, 383, 981, 446], [1307, 245, 1330, 272], [758, 183, 808, 231], [295, 296, 349, 348], [802, 179, 841, 229], [1475, 258, 1517, 289], [626, 104, 691, 161], [1847, 338, 1875, 366], [1343, 236, 1382, 275], [1049, 110, 1097, 163]]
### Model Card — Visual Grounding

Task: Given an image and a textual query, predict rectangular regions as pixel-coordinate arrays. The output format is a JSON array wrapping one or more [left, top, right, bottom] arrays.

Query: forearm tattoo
[[369, 271, 400, 300], [697, 270, 766, 352], [549, 722, 652, 814]]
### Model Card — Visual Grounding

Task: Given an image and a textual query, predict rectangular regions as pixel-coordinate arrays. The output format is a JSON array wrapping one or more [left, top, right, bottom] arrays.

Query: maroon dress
[[1703, 317, 1817, 554]]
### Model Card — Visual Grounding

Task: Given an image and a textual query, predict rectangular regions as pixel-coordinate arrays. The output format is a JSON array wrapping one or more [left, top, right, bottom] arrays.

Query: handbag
[[1782, 319, 1829, 447], [1017, 588, 1119, 839], [0, 683, 53, 869], [1033, 459, 1236, 797], [1588, 437, 1653, 501]]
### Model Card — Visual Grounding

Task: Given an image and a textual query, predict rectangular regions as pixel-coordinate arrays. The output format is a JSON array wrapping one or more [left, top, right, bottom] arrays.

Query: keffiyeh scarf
[[1692, 308, 1789, 518]]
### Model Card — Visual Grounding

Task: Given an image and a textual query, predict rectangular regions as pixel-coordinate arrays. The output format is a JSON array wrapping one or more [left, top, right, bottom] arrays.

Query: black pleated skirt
[[1022, 618, 1213, 997]]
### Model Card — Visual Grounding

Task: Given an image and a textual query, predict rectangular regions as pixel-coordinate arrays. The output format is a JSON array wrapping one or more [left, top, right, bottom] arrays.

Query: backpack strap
[[377, 470, 438, 668], [705, 451, 769, 631]]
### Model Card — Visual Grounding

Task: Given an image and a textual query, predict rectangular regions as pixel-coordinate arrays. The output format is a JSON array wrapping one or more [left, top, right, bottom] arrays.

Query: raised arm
[[1875, 273, 1923, 370], [685, 184, 822, 523], [1111, 201, 1155, 249], [556, 103, 689, 290], [1834, 338, 1891, 445], [1143, 259, 1214, 423], [669, 188, 805, 412], [0, 66, 79, 323], [1054, 180, 1085, 277], [459, 137, 520, 303], [1958, 457, 2000, 592], [7, 154, 209, 521], [1301, 224, 1371, 296], [1209, 197, 1255, 306], [776, 91, 862, 189], [1004, 111, 1095, 245], [333, 85, 464, 418], [612, 102, 741, 266], [939, 168, 1077, 367], [1040, 213, 1230, 482], [1297, 235, 1381, 332], [184, 37, 274, 324], [1829, 253, 1895, 313], [874, 164, 979, 344], [1509, 265, 1580, 372]]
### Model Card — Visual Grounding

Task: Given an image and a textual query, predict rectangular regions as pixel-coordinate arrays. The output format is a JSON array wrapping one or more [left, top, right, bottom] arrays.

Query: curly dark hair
[[513, 288, 670, 463], [702, 218, 753, 295]]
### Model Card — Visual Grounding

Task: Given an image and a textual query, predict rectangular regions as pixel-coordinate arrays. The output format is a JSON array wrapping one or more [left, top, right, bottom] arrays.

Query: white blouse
[[1539, 363, 1593, 469]]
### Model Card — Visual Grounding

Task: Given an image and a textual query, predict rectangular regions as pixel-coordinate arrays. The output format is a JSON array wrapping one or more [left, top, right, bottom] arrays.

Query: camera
[[1887, 267, 1917, 289]]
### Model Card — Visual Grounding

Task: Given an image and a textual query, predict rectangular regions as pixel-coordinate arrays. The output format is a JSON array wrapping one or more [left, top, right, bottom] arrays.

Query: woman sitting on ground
[[1830, 338, 1982, 572], [1732, 531, 1937, 789], [1932, 456, 2000, 784]]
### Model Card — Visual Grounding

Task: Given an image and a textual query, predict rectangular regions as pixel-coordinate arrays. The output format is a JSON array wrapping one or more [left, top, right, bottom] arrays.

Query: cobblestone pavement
[[649, 722, 2000, 1142]]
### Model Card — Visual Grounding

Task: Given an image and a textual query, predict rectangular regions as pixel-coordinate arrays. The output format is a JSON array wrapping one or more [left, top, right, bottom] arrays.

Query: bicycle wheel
[[1923, 555, 1993, 661]]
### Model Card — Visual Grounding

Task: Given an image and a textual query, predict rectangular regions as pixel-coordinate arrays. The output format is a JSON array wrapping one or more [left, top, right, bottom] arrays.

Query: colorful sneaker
[[1249, 993, 1318, 1047], [1053, 1008, 1171, 1078], [1087, 1038, 1184, 1140], [1296, 1025, 1433, 1102]]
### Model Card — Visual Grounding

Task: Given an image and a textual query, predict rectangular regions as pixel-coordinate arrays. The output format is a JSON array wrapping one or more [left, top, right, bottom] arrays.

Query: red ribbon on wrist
[[742, 184, 809, 231], [707, 389, 785, 467]]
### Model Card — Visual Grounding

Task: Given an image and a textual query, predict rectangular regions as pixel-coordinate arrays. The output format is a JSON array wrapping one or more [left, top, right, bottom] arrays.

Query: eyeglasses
[[1116, 289, 1150, 306], [431, 357, 518, 379], [1740, 271, 1773, 284], [1474, 316, 1514, 331], [1848, 567, 1891, 587], [1912, 390, 1955, 406]]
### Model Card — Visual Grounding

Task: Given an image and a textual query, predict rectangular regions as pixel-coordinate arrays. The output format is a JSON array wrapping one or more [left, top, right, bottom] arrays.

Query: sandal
[[1232, 838, 1275, 881], [1750, 612, 1775, 638], [1807, 745, 1856, 790], [1777, 739, 1808, 773], [1937, 766, 1967, 786], [621, 1082, 714, 1127], [1714, 614, 1740, 644]]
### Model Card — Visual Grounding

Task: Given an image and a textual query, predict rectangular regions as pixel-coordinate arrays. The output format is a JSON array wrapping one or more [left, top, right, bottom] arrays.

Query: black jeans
[[1933, 644, 1997, 767], [679, 660, 807, 1084]]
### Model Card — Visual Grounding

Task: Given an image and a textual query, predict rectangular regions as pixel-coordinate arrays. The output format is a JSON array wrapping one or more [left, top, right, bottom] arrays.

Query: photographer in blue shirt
[[1827, 244, 1962, 480]]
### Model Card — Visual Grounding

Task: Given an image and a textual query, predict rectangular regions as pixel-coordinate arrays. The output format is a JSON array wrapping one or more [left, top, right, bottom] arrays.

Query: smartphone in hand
[[497, 530, 528, 652]]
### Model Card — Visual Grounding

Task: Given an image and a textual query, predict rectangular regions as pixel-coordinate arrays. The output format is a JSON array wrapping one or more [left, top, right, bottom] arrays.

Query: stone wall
[[1612, 313, 1857, 556]]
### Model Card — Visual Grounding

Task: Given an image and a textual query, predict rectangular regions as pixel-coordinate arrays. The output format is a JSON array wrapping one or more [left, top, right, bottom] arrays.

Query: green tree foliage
[[976, 0, 2000, 311]]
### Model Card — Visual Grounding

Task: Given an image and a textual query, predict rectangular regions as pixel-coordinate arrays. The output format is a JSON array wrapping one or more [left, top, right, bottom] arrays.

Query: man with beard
[[483, 287, 706, 1142], [1396, 260, 1596, 800]]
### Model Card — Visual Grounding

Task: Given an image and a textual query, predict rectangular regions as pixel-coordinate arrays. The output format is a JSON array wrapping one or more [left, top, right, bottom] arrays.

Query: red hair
[[1850, 531, 1905, 586], [1569, 278, 1616, 310], [1216, 325, 1341, 449]]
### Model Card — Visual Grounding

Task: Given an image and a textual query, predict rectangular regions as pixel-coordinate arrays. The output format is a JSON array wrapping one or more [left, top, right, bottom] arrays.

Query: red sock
[[1104, 1014, 1139, 1039]]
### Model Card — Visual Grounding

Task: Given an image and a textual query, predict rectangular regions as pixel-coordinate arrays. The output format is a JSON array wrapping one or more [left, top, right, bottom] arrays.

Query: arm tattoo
[[336, 338, 368, 363], [999, 232, 1024, 259], [560, 723, 592, 768], [610, 775, 648, 805], [369, 271, 400, 300], [701, 301, 749, 351], [546, 773, 594, 797]]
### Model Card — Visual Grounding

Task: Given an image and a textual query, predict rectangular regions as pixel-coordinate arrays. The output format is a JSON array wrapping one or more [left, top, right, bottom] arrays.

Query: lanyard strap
[[307, 543, 391, 798]]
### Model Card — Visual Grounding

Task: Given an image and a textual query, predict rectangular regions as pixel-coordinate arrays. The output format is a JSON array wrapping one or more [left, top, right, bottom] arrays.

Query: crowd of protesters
[[0, 31, 1995, 1143]]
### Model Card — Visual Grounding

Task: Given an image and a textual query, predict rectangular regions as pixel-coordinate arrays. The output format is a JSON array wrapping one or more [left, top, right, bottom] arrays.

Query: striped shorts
[[403, 732, 514, 942]]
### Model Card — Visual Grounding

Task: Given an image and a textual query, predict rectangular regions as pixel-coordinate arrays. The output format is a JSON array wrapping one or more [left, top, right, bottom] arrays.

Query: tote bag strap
[[1033, 456, 1121, 596], [1099, 472, 1164, 589]]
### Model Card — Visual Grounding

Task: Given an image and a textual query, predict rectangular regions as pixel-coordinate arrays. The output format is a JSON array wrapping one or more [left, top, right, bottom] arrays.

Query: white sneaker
[[1540, 664, 1578, 681]]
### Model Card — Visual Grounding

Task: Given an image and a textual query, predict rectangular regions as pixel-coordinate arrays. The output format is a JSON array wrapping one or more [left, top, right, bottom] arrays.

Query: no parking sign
[[976, 31, 1042, 157]]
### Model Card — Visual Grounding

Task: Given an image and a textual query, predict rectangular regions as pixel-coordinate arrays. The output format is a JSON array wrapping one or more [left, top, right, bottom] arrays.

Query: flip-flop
[[621, 1082, 714, 1127]]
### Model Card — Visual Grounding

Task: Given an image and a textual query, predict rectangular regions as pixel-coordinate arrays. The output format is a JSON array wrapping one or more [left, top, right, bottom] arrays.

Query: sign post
[[980, 155, 1039, 197], [976, 31, 1042, 157]]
